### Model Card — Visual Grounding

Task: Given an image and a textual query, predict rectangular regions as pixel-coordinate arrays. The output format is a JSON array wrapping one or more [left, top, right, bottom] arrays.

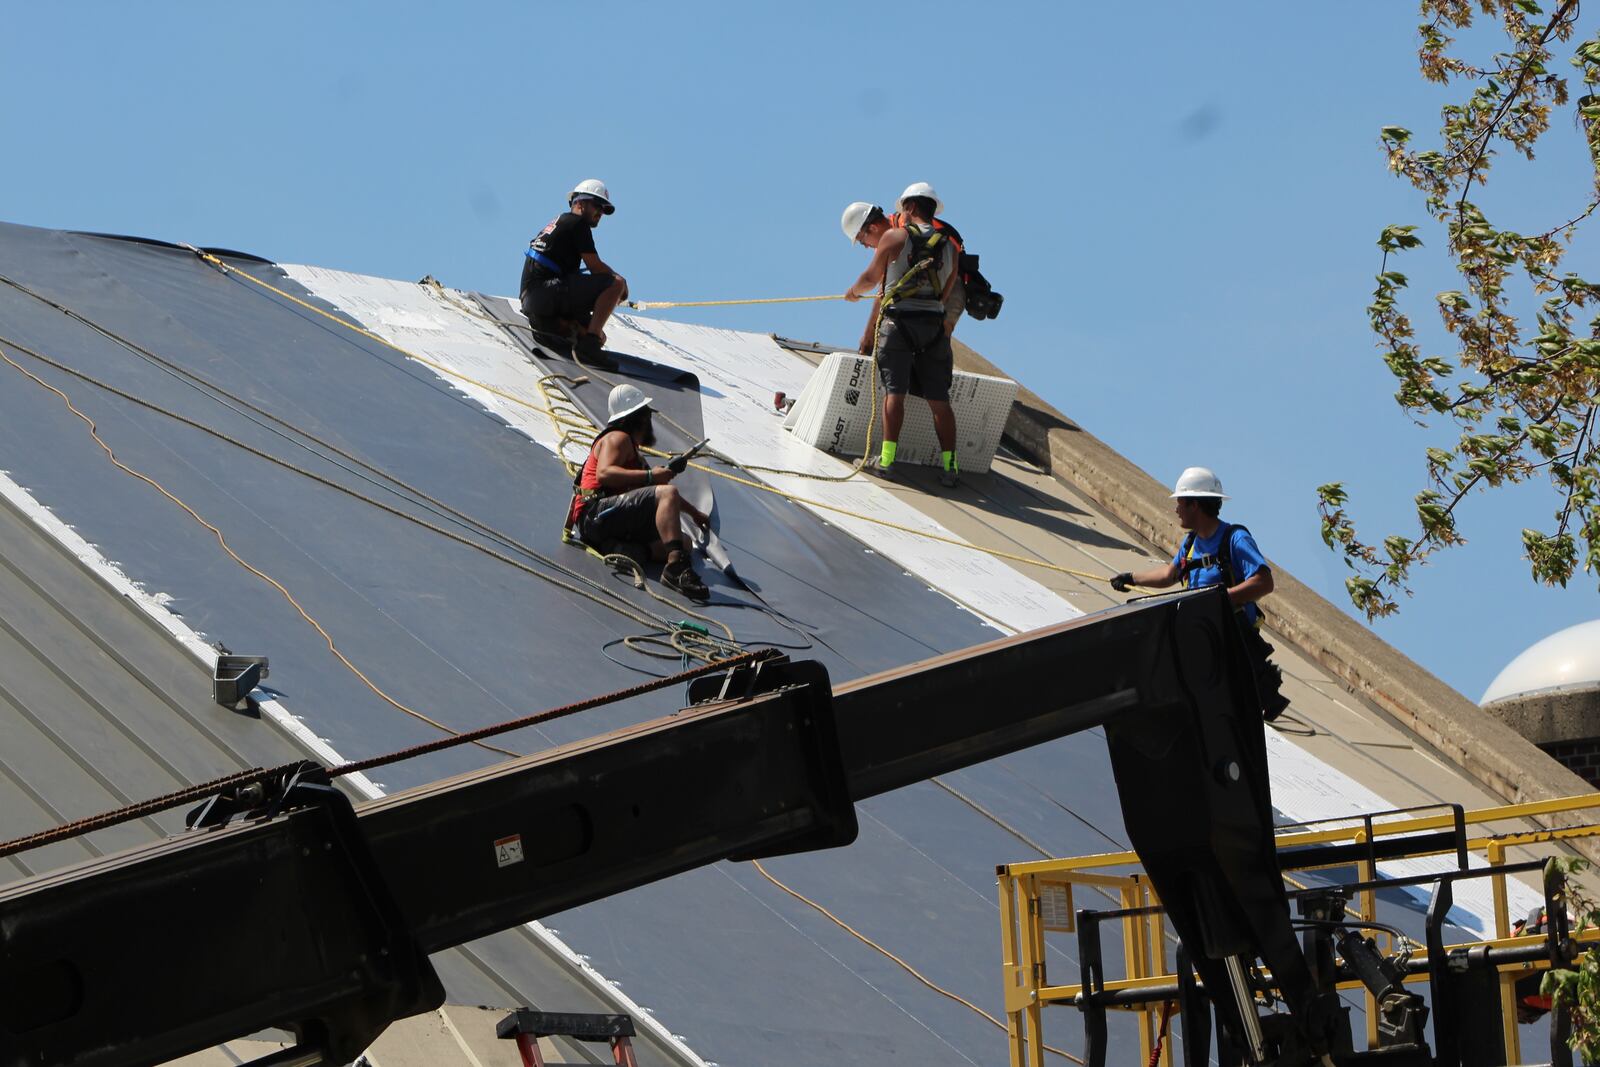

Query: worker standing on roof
[[1109, 468, 1291, 721], [890, 183, 966, 339], [841, 200, 961, 488], [568, 384, 711, 600], [520, 180, 628, 367]]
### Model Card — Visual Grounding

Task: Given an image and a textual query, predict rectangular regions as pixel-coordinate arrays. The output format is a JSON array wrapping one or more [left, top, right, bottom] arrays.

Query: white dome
[[1481, 620, 1600, 705]]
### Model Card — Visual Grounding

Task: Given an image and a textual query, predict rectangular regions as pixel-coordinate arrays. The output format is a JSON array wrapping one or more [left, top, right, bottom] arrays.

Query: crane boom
[[2, 590, 1309, 1067]]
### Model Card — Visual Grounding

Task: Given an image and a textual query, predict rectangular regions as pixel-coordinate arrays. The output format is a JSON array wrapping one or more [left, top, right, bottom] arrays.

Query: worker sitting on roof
[[569, 384, 710, 600], [1109, 467, 1291, 722], [520, 179, 629, 367], [889, 183, 966, 339], [841, 200, 961, 488]]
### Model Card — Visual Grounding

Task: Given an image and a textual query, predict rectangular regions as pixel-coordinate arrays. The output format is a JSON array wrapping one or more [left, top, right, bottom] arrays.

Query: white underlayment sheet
[[281, 266, 572, 457], [276, 270, 1540, 933]]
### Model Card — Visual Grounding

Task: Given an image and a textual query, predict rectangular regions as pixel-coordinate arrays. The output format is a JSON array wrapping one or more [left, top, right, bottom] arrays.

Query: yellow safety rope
[[194, 250, 1124, 589], [626, 293, 847, 310]]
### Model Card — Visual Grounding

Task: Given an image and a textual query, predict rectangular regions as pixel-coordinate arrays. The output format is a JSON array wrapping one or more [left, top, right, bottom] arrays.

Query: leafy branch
[[1544, 857, 1600, 1061], [1321, 0, 1600, 620]]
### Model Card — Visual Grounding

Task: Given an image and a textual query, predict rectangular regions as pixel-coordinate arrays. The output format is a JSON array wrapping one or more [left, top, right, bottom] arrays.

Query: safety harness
[[564, 427, 638, 538], [882, 225, 949, 310], [885, 214, 1002, 320], [1178, 522, 1263, 625], [525, 247, 567, 277]]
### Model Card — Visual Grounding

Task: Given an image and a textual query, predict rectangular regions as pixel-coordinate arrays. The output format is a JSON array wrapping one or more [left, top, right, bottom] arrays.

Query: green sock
[[941, 450, 958, 472], [880, 441, 897, 466]]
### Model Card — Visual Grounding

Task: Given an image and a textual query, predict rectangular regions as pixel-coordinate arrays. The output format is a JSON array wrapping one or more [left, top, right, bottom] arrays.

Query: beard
[[638, 419, 657, 449]]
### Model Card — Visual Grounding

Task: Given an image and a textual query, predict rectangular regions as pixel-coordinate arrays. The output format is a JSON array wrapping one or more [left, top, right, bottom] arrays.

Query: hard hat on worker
[[1169, 466, 1229, 499], [898, 182, 944, 215], [606, 383, 652, 425], [840, 201, 877, 243], [570, 179, 615, 215]]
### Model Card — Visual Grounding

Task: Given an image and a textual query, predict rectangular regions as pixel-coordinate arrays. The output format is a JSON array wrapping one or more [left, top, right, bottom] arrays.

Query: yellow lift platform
[[998, 792, 1600, 1066]]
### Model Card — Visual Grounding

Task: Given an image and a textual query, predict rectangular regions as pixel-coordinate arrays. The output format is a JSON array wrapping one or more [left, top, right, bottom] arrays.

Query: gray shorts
[[876, 311, 952, 402], [579, 486, 659, 546]]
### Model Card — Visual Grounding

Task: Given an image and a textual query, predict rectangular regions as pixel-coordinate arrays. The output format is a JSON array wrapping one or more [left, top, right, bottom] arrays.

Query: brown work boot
[[662, 554, 709, 601]]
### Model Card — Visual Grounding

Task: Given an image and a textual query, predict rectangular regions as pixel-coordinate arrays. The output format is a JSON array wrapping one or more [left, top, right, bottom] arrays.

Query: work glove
[[1109, 572, 1133, 593], [667, 452, 691, 475]]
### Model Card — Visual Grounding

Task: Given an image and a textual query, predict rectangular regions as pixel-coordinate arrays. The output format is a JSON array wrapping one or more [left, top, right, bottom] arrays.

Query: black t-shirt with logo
[[526, 212, 595, 277]]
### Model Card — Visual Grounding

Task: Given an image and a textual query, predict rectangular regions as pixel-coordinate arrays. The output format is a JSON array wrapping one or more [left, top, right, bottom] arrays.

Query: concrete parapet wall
[[1485, 689, 1600, 748], [951, 339, 1598, 847]]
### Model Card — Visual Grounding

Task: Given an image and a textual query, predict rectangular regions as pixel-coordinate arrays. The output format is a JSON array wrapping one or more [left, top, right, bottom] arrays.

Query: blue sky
[[2, 1, 1594, 701]]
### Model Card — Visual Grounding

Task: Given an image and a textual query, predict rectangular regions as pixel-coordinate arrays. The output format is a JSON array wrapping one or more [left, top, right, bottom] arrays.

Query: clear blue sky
[[2, 1, 1594, 702]]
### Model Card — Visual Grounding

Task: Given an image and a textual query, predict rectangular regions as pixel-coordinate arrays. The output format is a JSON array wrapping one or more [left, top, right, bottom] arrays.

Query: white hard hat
[[898, 182, 944, 215], [570, 178, 615, 214], [840, 201, 877, 243], [1169, 466, 1229, 499], [606, 383, 652, 424]]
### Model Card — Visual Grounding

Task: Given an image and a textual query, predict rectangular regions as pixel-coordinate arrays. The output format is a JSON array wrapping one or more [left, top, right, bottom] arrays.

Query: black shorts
[[876, 311, 952, 402], [579, 486, 659, 546], [522, 272, 618, 323]]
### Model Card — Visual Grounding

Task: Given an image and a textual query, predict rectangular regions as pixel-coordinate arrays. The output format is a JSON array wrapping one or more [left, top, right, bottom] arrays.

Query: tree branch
[[1455, 1, 1582, 230]]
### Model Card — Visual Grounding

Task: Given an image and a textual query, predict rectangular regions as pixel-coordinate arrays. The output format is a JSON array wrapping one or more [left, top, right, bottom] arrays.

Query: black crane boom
[[1, 590, 1318, 1067]]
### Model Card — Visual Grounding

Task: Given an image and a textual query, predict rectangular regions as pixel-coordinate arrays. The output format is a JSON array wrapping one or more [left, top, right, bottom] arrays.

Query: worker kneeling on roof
[[841, 195, 962, 488], [521, 179, 628, 367], [1110, 468, 1292, 722], [569, 384, 711, 601]]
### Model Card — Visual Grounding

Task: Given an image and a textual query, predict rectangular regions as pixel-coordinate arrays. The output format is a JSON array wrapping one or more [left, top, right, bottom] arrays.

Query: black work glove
[[1109, 572, 1134, 593], [667, 452, 690, 475]]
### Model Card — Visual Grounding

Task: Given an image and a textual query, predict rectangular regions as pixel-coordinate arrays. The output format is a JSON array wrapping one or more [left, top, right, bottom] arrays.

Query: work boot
[[574, 332, 619, 372], [662, 555, 709, 601]]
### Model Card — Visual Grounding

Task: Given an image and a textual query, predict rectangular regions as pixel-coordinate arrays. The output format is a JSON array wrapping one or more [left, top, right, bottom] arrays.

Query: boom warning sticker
[[494, 834, 524, 868]]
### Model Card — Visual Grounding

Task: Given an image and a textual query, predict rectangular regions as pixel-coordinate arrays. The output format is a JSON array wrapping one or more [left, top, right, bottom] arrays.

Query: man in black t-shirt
[[520, 179, 629, 361]]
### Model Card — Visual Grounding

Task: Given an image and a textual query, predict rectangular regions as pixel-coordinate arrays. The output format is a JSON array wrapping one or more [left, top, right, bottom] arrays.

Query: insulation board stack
[[782, 352, 1018, 474]]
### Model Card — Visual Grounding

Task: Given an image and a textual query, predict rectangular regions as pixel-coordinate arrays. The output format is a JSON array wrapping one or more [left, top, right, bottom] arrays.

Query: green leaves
[[1540, 858, 1600, 1063], [1377, 224, 1424, 252], [1329, 1, 1600, 622]]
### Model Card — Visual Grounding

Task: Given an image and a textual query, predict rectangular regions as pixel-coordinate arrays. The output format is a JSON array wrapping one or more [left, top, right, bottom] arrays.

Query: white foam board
[[783, 352, 1017, 474]]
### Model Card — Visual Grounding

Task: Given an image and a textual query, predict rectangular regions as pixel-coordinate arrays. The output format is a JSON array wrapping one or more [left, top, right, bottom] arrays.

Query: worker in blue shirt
[[1110, 467, 1291, 721]]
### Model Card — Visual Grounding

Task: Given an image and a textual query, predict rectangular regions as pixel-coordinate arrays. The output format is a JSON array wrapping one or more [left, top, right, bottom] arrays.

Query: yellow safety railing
[[997, 792, 1600, 1067]]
